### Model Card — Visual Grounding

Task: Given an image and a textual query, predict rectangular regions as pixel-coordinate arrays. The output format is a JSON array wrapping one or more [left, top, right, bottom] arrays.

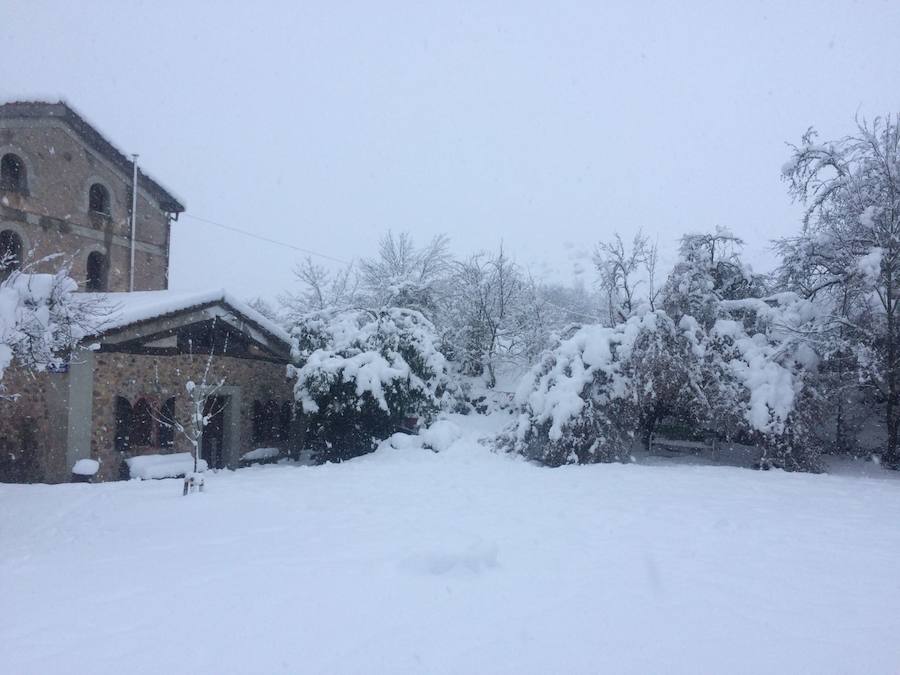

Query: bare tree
[[281, 256, 358, 318], [448, 244, 524, 387], [360, 231, 452, 318], [593, 231, 658, 324], [246, 297, 280, 322], [152, 321, 228, 494], [780, 115, 900, 467]]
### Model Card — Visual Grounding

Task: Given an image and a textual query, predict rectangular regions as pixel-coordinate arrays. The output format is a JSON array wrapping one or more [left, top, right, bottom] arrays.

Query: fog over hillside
[[3, 1, 900, 299]]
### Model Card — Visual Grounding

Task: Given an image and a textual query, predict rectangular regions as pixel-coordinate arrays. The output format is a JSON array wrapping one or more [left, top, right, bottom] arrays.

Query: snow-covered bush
[[504, 315, 658, 466], [663, 228, 766, 328], [507, 311, 714, 465], [623, 311, 708, 448], [288, 307, 453, 462], [707, 294, 824, 471], [507, 291, 825, 471], [0, 266, 100, 394]]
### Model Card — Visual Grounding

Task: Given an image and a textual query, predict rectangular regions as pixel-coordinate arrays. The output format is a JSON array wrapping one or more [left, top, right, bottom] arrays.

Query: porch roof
[[82, 289, 291, 347]]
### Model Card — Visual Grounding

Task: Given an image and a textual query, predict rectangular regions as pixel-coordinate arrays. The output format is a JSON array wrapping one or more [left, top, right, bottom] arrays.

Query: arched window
[[158, 397, 176, 448], [0, 154, 27, 192], [0, 230, 23, 276], [85, 251, 108, 291], [114, 397, 132, 452], [131, 398, 153, 446], [89, 183, 110, 215]]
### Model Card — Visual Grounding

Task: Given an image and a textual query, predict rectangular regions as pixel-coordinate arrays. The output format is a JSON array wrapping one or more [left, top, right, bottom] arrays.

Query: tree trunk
[[642, 412, 657, 452], [834, 394, 846, 453], [885, 272, 900, 468]]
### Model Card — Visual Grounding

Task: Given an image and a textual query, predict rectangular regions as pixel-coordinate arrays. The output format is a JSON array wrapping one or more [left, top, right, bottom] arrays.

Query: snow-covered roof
[[82, 289, 291, 346], [0, 100, 185, 213]]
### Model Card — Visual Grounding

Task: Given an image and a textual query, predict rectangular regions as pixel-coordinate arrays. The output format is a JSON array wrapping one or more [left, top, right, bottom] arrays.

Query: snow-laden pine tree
[[663, 231, 824, 470], [779, 116, 900, 467], [706, 294, 824, 471], [622, 311, 707, 450], [504, 319, 633, 466], [288, 307, 452, 462]]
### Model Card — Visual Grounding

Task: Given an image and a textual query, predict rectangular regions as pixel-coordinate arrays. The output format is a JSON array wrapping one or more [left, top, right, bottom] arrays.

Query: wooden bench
[[649, 433, 718, 458]]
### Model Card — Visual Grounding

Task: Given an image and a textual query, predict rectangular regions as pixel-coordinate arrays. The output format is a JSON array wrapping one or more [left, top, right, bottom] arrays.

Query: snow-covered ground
[[2, 417, 899, 674]]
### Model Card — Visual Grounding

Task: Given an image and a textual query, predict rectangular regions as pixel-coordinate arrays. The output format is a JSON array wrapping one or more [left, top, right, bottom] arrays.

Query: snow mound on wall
[[376, 415, 498, 456], [126, 453, 207, 480], [419, 420, 465, 451], [71, 458, 100, 476], [240, 447, 280, 462]]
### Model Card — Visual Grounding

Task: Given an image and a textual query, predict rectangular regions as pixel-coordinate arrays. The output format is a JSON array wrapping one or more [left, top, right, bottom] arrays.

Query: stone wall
[[0, 121, 172, 291], [91, 352, 295, 481], [0, 367, 68, 483]]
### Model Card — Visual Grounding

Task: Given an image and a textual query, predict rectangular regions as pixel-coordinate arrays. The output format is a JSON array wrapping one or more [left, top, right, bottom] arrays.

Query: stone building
[[0, 102, 296, 483], [0, 101, 183, 292]]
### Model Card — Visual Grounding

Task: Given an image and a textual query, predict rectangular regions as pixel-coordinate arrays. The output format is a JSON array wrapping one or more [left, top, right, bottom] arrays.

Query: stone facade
[[0, 368, 64, 483], [90, 352, 294, 481], [0, 337, 296, 484], [0, 101, 297, 485], [0, 102, 183, 292]]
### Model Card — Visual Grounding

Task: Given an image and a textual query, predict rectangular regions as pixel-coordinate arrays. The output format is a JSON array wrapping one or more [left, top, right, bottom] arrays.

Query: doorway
[[201, 396, 228, 469]]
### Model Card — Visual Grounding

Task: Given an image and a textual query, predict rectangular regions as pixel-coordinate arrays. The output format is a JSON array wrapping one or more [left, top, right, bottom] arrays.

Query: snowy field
[[3, 426, 900, 674]]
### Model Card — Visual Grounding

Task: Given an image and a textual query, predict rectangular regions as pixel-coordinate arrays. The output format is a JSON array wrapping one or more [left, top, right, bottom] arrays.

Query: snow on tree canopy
[[508, 292, 821, 466], [289, 307, 449, 414], [513, 314, 652, 443], [0, 269, 93, 383], [288, 307, 454, 462], [507, 312, 680, 465], [713, 293, 819, 434]]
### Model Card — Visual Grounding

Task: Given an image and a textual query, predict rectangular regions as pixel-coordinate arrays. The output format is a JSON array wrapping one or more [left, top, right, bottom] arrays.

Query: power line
[[182, 213, 352, 265], [182, 212, 604, 322]]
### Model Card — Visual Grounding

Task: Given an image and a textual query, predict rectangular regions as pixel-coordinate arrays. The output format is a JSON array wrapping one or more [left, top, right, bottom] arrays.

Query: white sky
[[3, 1, 900, 301]]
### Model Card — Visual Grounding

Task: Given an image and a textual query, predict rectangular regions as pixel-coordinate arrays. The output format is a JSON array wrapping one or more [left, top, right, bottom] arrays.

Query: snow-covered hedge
[[710, 294, 824, 470], [507, 296, 825, 471], [288, 307, 453, 462], [507, 312, 695, 465]]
